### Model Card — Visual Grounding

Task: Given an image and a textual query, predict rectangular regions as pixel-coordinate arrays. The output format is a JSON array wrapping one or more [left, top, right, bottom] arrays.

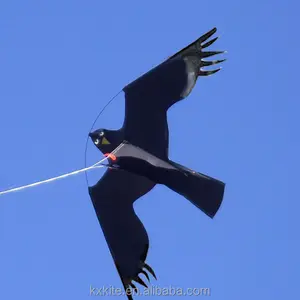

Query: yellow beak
[[101, 137, 110, 145]]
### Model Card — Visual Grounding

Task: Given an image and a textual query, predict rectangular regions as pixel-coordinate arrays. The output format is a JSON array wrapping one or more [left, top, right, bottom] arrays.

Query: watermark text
[[89, 285, 211, 296]]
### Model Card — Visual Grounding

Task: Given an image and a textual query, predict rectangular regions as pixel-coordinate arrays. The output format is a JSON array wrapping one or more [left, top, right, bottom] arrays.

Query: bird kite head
[[89, 128, 121, 154]]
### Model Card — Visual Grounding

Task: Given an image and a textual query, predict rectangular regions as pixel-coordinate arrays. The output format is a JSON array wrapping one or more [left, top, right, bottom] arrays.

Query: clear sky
[[0, 1, 298, 299]]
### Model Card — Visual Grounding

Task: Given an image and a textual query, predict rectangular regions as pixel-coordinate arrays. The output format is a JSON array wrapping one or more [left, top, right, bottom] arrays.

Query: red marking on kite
[[104, 153, 117, 161]]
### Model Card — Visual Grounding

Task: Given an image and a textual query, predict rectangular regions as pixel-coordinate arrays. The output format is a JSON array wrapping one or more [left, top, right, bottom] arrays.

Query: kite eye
[[99, 131, 104, 137], [94, 139, 100, 145]]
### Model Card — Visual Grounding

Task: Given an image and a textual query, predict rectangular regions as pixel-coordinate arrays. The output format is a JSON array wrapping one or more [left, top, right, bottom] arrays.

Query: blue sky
[[0, 1, 298, 299]]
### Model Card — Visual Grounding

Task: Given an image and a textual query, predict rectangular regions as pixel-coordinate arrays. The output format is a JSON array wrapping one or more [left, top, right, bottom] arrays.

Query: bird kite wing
[[121, 27, 225, 160], [88, 168, 157, 298]]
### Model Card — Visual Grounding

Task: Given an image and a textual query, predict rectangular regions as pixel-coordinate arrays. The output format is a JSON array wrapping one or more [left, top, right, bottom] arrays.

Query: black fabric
[[122, 57, 189, 160], [89, 169, 155, 290], [88, 27, 226, 298], [103, 142, 225, 218]]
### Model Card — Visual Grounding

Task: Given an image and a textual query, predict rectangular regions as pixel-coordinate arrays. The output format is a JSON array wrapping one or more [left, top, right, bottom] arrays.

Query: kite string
[[0, 91, 123, 197], [0, 142, 125, 196], [0, 157, 107, 196], [0, 89, 124, 197]]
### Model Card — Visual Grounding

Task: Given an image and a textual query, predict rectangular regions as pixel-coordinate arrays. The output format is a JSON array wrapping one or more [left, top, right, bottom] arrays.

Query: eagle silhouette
[[88, 27, 226, 299]]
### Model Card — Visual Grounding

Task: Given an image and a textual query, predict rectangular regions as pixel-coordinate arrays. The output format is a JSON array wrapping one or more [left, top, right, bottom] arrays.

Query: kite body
[[88, 28, 226, 298]]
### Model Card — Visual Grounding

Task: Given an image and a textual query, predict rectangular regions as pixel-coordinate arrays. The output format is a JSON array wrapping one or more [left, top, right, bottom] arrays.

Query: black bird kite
[[88, 27, 226, 299]]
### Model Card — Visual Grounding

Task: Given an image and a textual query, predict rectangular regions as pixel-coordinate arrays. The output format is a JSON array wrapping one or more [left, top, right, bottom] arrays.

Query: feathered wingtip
[[167, 27, 227, 76], [197, 27, 227, 76], [123, 262, 157, 299], [115, 259, 157, 300]]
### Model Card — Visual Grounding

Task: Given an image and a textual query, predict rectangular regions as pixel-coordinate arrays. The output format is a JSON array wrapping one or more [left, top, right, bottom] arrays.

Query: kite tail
[[163, 161, 225, 219], [103, 141, 225, 218]]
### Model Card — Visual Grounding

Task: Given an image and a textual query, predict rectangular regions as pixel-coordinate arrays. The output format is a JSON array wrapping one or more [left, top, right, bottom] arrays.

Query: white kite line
[[0, 143, 125, 196], [0, 157, 106, 196]]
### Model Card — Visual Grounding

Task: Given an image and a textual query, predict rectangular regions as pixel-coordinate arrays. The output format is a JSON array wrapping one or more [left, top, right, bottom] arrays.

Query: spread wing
[[122, 57, 186, 160], [121, 27, 225, 159], [88, 168, 157, 299]]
